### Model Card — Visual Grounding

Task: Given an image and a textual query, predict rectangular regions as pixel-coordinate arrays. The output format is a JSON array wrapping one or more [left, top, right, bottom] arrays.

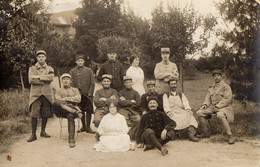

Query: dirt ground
[[0, 116, 260, 167]]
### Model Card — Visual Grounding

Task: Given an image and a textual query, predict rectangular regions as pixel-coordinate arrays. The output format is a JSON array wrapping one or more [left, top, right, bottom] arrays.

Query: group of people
[[27, 47, 235, 156]]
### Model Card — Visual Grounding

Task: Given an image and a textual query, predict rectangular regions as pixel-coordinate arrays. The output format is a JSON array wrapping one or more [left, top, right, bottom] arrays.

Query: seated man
[[141, 80, 164, 115], [93, 74, 118, 127], [163, 77, 199, 142], [118, 76, 141, 140], [196, 70, 235, 144], [136, 96, 176, 156], [53, 73, 83, 148]]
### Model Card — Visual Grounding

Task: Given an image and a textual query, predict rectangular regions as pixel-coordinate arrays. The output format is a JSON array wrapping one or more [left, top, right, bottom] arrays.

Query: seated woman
[[94, 100, 135, 152]]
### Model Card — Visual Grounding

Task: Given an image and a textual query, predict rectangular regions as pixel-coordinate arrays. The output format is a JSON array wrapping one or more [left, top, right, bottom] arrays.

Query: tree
[[215, 0, 259, 101], [73, 0, 122, 61]]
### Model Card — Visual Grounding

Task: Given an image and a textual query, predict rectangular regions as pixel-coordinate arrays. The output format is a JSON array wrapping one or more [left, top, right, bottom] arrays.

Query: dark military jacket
[[97, 60, 125, 91], [118, 88, 141, 114], [136, 109, 176, 144]]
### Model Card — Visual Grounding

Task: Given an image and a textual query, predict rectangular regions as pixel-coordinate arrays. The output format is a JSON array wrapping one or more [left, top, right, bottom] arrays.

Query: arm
[[154, 64, 171, 80], [182, 93, 191, 110], [93, 90, 107, 108], [140, 94, 148, 112], [163, 94, 171, 113], [163, 113, 177, 131], [97, 116, 107, 136], [88, 69, 95, 96], [215, 85, 232, 108], [202, 89, 212, 107], [55, 89, 66, 102], [118, 91, 132, 107], [39, 67, 54, 82], [28, 67, 44, 85], [131, 92, 141, 110], [65, 88, 81, 104], [121, 115, 129, 134]]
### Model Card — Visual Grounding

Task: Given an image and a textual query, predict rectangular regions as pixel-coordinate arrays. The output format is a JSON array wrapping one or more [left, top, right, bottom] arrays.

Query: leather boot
[[188, 126, 199, 142], [197, 117, 210, 138], [68, 114, 75, 148], [27, 133, 37, 142], [79, 112, 86, 132], [86, 111, 95, 134], [27, 118, 37, 142], [41, 118, 51, 138]]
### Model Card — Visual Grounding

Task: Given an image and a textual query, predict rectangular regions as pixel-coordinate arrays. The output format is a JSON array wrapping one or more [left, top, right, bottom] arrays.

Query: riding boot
[[68, 114, 75, 148], [27, 118, 37, 142], [86, 111, 95, 134], [80, 112, 86, 132], [188, 126, 199, 142], [197, 117, 210, 138], [40, 118, 51, 138]]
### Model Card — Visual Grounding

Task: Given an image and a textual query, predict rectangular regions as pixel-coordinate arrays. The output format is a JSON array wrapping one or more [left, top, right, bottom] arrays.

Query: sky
[[46, 0, 221, 18]]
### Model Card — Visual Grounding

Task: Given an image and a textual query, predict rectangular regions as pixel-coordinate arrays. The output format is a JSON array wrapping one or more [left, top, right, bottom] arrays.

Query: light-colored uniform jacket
[[28, 62, 54, 110], [154, 61, 179, 94], [203, 80, 233, 122]]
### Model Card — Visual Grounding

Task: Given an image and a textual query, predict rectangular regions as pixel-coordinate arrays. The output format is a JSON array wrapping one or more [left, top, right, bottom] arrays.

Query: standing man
[[97, 49, 125, 92], [27, 50, 54, 142], [70, 54, 95, 134], [163, 78, 199, 142], [141, 80, 164, 114], [154, 47, 179, 94], [53, 73, 83, 148], [196, 70, 235, 144], [118, 76, 141, 140], [136, 96, 176, 156]]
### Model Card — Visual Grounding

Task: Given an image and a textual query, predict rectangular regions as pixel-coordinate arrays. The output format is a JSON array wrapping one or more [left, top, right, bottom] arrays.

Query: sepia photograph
[[0, 0, 259, 166]]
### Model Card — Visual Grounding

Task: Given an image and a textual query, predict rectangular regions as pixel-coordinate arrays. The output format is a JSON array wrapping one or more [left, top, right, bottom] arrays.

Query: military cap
[[147, 95, 159, 103], [161, 47, 170, 53], [36, 50, 46, 56], [75, 54, 85, 60], [60, 73, 71, 80], [107, 48, 117, 54], [212, 69, 222, 76], [102, 74, 113, 80], [123, 76, 132, 82], [168, 76, 178, 84], [146, 80, 156, 86]]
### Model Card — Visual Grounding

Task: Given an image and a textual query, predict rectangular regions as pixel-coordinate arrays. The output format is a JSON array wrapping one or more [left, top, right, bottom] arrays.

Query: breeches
[[30, 95, 52, 118]]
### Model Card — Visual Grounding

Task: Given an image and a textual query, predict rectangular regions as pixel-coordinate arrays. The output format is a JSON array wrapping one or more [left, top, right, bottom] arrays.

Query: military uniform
[[196, 70, 234, 144], [154, 61, 179, 94], [97, 60, 125, 92], [69, 61, 95, 133], [141, 92, 163, 112], [53, 80, 82, 147]]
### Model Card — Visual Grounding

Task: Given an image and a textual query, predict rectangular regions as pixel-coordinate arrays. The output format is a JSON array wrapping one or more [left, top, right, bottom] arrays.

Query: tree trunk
[[57, 67, 61, 88], [20, 69, 25, 93]]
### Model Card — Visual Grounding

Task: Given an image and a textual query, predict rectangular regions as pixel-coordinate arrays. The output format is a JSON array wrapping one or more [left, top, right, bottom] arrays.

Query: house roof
[[50, 10, 77, 26]]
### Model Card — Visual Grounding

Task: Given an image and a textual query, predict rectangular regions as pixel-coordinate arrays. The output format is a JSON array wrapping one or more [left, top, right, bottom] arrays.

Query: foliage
[[73, 0, 122, 61], [214, 0, 259, 101]]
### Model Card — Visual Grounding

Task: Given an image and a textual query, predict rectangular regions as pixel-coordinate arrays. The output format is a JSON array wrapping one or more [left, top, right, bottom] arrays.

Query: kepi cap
[[60, 73, 71, 80], [168, 76, 178, 84], [212, 69, 222, 76], [161, 47, 170, 53], [146, 80, 156, 86], [76, 54, 85, 60], [102, 74, 113, 80], [123, 76, 132, 81], [147, 95, 159, 103], [36, 50, 46, 56]]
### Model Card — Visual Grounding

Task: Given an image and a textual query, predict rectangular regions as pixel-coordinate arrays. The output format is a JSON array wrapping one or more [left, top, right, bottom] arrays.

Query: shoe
[[161, 147, 168, 156], [228, 136, 235, 144], [130, 143, 135, 151], [196, 133, 210, 138], [69, 142, 75, 148], [27, 134, 37, 142], [40, 131, 51, 138], [86, 128, 95, 134], [77, 127, 86, 133], [189, 136, 199, 142]]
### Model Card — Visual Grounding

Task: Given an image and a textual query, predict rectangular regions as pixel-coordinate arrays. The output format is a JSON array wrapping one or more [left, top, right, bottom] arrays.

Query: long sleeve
[[55, 89, 65, 102], [215, 85, 232, 108], [203, 90, 212, 107], [181, 93, 191, 110], [140, 94, 148, 111], [66, 88, 81, 104], [97, 116, 107, 135], [118, 90, 132, 107], [39, 67, 54, 82], [120, 63, 125, 83], [132, 92, 141, 110], [88, 70, 95, 95], [28, 67, 44, 85], [120, 115, 129, 134], [163, 94, 171, 113], [154, 64, 170, 80], [94, 90, 108, 108], [69, 69, 75, 87]]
